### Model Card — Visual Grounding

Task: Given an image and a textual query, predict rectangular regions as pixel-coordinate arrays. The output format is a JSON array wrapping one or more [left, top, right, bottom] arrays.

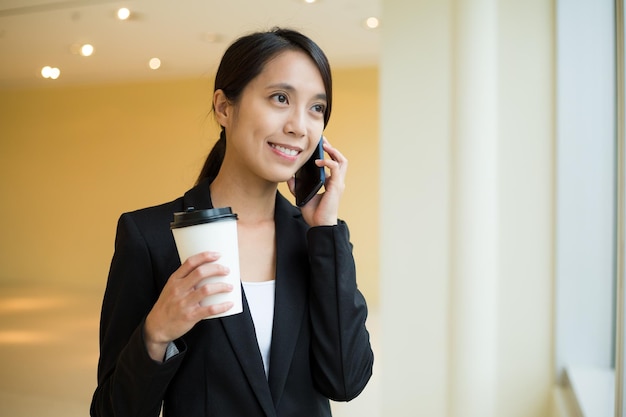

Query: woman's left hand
[[288, 136, 347, 226]]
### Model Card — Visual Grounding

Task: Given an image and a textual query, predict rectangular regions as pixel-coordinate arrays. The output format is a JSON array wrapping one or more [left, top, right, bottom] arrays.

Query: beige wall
[[0, 67, 380, 305]]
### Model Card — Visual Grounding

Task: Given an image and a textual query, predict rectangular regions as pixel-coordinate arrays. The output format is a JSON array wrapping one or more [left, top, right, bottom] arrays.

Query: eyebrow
[[267, 83, 327, 102]]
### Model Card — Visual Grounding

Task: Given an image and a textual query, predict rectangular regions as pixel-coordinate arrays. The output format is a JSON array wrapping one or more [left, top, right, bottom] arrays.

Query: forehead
[[253, 50, 325, 94]]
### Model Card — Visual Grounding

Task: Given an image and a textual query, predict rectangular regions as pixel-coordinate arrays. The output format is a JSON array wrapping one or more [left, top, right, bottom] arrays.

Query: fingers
[[172, 251, 220, 278], [318, 138, 347, 195], [197, 300, 235, 318], [193, 282, 234, 319], [296, 136, 347, 226], [318, 138, 348, 181], [172, 251, 235, 312], [180, 253, 234, 314], [174, 251, 229, 285], [191, 280, 233, 306], [145, 251, 237, 349], [321, 137, 348, 165]]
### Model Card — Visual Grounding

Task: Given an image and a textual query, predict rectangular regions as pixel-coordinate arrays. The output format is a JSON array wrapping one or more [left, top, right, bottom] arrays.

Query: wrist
[[143, 314, 170, 362], [311, 214, 337, 227]]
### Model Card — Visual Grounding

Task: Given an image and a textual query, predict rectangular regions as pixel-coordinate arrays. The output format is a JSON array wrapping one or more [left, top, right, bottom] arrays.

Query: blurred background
[[0, 0, 620, 416]]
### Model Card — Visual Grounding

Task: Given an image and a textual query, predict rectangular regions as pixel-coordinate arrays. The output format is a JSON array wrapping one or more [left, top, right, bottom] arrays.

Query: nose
[[284, 108, 307, 138]]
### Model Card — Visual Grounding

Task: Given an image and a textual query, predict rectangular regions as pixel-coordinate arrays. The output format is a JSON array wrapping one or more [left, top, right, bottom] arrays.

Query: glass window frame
[[555, 0, 623, 415]]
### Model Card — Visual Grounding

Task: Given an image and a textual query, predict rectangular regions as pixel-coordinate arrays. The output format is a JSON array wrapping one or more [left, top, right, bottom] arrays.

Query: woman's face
[[219, 50, 327, 185]]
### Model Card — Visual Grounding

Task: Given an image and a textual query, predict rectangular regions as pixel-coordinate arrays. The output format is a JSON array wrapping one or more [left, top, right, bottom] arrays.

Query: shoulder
[[120, 179, 212, 230], [115, 179, 214, 242], [120, 193, 183, 227], [122, 197, 183, 226], [113, 197, 184, 250]]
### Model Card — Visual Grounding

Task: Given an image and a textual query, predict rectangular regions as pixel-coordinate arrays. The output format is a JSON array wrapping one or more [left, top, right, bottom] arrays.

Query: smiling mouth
[[269, 143, 300, 157]]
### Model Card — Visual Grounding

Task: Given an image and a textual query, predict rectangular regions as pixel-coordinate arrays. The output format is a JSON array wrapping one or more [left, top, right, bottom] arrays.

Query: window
[[555, 0, 619, 415]]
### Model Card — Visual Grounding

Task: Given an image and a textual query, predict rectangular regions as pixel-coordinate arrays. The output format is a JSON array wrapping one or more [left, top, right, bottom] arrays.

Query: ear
[[213, 89, 231, 128]]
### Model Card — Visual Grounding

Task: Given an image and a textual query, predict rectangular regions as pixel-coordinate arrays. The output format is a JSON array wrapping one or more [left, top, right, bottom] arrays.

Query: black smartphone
[[294, 138, 325, 207]]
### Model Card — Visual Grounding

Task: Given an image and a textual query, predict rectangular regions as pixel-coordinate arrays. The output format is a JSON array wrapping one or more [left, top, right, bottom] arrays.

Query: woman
[[91, 27, 373, 417]]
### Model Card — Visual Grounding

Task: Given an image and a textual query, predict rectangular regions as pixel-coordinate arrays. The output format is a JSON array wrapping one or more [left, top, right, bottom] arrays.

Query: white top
[[242, 280, 276, 377]]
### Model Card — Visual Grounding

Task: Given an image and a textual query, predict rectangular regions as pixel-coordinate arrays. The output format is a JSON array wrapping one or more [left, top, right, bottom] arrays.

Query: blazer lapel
[[183, 180, 277, 417], [267, 194, 308, 407], [220, 298, 277, 417]]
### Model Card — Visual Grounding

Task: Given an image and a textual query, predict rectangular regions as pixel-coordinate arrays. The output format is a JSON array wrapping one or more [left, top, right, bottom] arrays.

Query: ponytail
[[196, 129, 226, 185]]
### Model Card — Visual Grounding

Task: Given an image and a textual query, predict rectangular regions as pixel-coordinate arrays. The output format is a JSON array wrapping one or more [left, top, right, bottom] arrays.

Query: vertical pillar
[[449, 1, 498, 417], [380, 1, 553, 416]]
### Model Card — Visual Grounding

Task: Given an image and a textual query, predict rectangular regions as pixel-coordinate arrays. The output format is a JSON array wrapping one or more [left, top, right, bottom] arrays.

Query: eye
[[311, 103, 326, 114], [271, 93, 289, 104]]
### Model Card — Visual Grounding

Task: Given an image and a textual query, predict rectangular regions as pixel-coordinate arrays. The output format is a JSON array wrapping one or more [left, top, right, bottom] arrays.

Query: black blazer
[[91, 179, 373, 417]]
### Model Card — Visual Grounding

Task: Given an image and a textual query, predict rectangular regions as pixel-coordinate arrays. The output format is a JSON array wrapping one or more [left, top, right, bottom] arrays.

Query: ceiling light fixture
[[148, 58, 161, 70], [365, 17, 380, 29], [117, 7, 131, 20], [80, 44, 94, 57], [202, 32, 222, 43], [41, 66, 60, 80], [303, 0, 317, 4]]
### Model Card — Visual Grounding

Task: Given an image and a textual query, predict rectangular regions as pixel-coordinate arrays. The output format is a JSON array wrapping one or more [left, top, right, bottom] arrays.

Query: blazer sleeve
[[306, 220, 374, 401], [90, 213, 186, 417]]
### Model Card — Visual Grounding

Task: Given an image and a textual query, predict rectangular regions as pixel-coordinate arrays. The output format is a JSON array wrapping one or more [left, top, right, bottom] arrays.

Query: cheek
[[305, 131, 323, 156], [245, 108, 283, 137], [311, 124, 325, 143]]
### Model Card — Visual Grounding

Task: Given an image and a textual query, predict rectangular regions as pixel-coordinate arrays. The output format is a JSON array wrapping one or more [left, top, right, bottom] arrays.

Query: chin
[[266, 169, 296, 184], [273, 175, 294, 184]]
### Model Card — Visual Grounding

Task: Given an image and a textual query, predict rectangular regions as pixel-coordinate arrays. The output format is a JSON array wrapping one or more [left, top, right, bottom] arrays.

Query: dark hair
[[196, 27, 333, 185]]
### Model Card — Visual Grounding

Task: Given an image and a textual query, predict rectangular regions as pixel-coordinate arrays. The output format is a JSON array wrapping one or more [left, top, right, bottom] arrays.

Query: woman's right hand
[[143, 251, 234, 362]]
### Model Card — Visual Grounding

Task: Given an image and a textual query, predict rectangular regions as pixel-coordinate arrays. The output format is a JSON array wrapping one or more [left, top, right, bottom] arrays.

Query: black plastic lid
[[170, 207, 238, 229]]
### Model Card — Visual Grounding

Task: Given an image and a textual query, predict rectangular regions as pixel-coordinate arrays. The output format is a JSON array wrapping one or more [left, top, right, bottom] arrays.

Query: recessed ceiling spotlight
[[41, 66, 60, 80], [365, 17, 380, 29], [303, 0, 317, 3], [117, 7, 131, 20], [202, 32, 222, 43], [148, 58, 161, 70], [80, 44, 94, 57]]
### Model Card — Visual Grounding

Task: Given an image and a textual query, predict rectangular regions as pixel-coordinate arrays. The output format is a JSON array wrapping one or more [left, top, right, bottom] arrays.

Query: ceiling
[[0, 0, 380, 89]]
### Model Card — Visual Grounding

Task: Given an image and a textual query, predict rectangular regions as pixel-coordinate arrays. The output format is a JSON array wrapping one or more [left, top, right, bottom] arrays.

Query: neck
[[209, 173, 276, 224]]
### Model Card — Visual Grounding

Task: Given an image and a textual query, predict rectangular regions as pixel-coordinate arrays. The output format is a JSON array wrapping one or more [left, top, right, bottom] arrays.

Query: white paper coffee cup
[[170, 207, 243, 319]]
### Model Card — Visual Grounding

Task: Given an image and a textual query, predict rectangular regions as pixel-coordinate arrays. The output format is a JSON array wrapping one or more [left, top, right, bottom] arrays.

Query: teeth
[[271, 143, 298, 156]]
